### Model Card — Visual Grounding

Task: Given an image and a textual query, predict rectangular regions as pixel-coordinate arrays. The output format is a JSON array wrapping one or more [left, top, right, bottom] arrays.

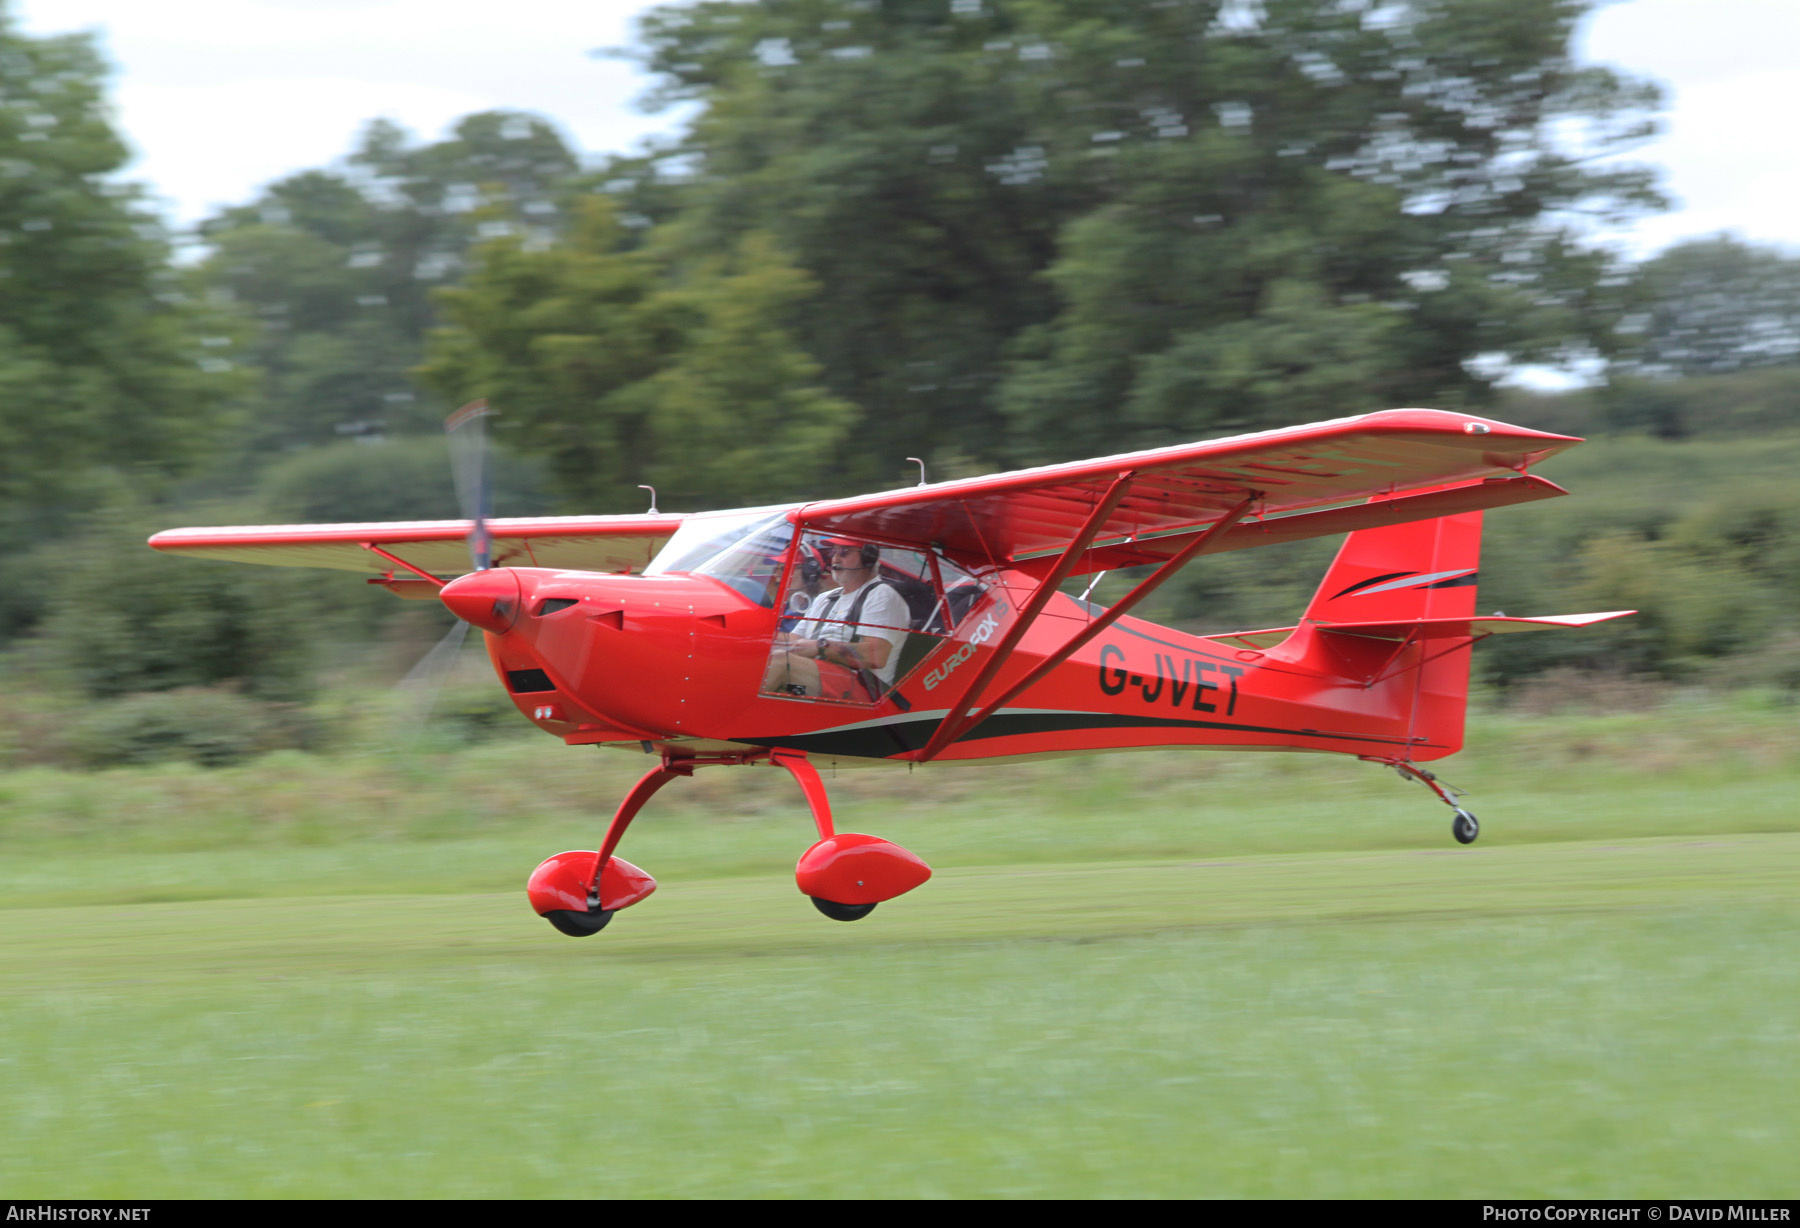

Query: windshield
[[646, 508, 787, 575], [644, 509, 794, 608]]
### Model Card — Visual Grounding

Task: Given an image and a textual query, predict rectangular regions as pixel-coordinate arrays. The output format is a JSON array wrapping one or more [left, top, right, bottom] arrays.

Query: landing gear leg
[[773, 750, 931, 921], [528, 761, 683, 936], [528, 748, 933, 935], [772, 749, 836, 844], [1368, 757, 1479, 846]]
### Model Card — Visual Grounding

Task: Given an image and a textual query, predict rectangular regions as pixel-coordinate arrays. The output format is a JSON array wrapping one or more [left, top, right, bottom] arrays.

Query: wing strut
[[360, 542, 446, 588], [914, 490, 1260, 762], [915, 472, 1138, 763]]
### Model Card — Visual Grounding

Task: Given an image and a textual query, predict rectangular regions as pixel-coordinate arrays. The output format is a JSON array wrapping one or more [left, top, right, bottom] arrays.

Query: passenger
[[764, 538, 910, 701], [779, 553, 826, 632]]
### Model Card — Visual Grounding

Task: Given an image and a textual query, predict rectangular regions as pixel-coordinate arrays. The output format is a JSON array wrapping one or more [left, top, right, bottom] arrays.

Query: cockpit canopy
[[644, 508, 795, 607], [646, 508, 989, 705]]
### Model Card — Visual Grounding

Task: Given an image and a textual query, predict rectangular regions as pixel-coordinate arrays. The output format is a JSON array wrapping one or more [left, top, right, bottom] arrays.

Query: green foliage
[[1466, 435, 1800, 684], [67, 687, 318, 769], [0, 537, 67, 640], [196, 112, 581, 455], [1598, 377, 1691, 438], [993, 0, 1660, 458], [9, 0, 1800, 703], [1615, 235, 1800, 378], [630, 0, 1661, 470], [633, 0, 1077, 482], [0, 13, 242, 532], [1585, 238, 1800, 440], [426, 679, 534, 746], [41, 508, 316, 701], [1108, 532, 1337, 636], [1597, 366, 1800, 439], [1116, 431, 1800, 684], [419, 199, 854, 510], [1567, 532, 1773, 671], [255, 435, 551, 525]]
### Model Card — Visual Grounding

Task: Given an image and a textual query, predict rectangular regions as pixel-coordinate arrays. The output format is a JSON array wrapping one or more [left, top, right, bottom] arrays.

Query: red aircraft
[[151, 407, 1630, 936]]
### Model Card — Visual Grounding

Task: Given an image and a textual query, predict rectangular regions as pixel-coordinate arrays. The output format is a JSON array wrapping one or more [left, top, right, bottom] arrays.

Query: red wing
[[148, 514, 686, 577], [794, 409, 1579, 572]]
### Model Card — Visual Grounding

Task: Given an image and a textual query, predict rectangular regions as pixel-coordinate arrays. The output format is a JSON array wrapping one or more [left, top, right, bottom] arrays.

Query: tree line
[[5, 0, 1800, 765]]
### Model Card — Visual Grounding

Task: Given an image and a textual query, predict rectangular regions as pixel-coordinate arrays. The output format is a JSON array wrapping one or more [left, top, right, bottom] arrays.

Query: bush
[[68, 688, 321, 769], [41, 506, 317, 701], [432, 683, 529, 744]]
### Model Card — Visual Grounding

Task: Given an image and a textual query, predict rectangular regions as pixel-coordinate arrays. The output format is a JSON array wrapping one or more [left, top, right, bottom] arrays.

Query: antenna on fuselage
[[906, 457, 927, 486], [638, 485, 659, 515]]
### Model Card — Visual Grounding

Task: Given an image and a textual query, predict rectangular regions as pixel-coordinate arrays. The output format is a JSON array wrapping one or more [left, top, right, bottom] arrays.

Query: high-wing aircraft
[[151, 407, 1631, 936]]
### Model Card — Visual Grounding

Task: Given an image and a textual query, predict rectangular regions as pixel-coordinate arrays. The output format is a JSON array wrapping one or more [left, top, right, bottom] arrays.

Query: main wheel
[[543, 907, 615, 936], [810, 897, 877, 922], [1451, 810, 1480, 845]]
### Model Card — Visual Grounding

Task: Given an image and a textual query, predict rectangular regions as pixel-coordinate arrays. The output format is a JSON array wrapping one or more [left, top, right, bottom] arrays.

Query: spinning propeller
[[445, 398, 495, 572], [398, 400, 499, 734]]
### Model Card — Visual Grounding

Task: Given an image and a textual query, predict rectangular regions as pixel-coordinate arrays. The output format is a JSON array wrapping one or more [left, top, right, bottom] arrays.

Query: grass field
[[2, 703, 1797, 1197]]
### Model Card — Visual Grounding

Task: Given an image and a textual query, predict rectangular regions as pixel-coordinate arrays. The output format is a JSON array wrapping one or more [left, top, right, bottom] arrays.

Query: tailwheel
[[1368, 758, 1482, 848], [543, 907, 614, 937], [1452, 809, 1480, 845], [810, 897, 878, 923]]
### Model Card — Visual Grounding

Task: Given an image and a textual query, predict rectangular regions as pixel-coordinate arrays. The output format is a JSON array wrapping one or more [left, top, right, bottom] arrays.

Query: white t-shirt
[[797, 581, 911, 686]]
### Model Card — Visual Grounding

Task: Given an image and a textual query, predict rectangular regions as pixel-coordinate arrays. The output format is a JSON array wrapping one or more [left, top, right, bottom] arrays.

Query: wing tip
[[1359, 407, 1584, 447]]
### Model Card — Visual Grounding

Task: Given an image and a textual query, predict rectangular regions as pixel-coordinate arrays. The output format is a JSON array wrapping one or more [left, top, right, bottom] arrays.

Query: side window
[[760, 535, 979, 705], [925, 552, 986, 635]]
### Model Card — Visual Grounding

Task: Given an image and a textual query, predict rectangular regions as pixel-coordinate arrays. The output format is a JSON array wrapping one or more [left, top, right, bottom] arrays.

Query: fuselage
[[439, 563, 1460, 767]]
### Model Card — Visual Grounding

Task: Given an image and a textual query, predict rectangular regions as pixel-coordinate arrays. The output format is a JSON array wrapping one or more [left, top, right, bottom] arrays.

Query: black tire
[[543, 907, 614, 936], [1452, 811, 1480, 845], [810, 897, 877, 922]]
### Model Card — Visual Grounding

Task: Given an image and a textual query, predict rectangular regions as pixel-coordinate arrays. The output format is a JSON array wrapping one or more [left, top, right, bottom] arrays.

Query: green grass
[[1, 705, 1798, 1196]]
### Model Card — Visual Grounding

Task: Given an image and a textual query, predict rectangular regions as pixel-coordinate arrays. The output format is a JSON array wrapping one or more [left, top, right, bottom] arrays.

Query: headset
[[821, 537, 880, 568]]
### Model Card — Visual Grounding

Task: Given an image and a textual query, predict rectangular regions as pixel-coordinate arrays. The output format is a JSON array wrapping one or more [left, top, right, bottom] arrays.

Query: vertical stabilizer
[[1302, 509, 1483, 759], [1304, 510, 1483, 626]]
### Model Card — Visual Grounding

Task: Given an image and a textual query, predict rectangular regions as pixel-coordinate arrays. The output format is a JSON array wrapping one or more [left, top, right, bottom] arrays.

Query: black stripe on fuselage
[[733, 606, 1423, 759], [731, 710, 1420, 760]]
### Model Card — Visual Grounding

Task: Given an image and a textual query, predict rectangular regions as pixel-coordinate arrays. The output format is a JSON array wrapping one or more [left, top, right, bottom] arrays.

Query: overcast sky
[[13, 0, 1800, 257]]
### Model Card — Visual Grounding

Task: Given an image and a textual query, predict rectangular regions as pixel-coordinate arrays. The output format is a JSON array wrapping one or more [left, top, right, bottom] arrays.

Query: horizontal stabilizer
[[1319, 611, 1637, 641], [1212, 611, 1634, 649], [1209, 626, 1302, 650]]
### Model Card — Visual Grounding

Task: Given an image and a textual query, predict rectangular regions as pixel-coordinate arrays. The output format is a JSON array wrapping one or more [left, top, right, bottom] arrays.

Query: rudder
[[1304, 510, 1482, 626], [1303, 510, 1482, 760]]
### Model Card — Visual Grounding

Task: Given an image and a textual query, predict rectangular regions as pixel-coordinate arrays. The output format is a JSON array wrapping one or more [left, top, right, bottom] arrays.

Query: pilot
[[764, 537, 910, 701]]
